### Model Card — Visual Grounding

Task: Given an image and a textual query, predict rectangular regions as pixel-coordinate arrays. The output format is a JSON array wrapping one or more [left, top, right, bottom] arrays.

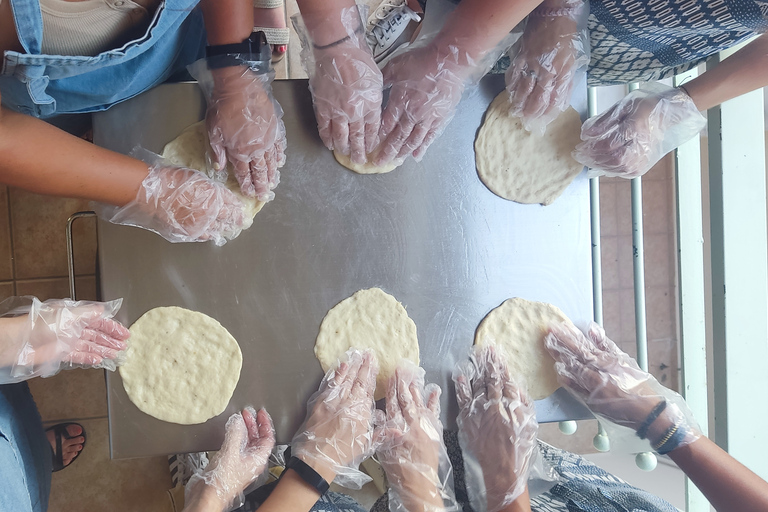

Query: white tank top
[[38, 0, 151, 56]]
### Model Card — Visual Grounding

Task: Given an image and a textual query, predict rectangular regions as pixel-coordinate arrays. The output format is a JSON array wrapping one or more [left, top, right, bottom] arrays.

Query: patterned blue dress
[[588, 0, 768, 84]]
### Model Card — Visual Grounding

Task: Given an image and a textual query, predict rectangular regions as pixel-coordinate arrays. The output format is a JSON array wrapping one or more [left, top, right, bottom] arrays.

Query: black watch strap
[[284, 456, 330, 495], [205, 31, 271, 70]]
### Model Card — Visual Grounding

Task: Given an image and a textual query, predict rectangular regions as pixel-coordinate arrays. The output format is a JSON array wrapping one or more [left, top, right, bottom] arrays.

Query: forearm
[[296, 0, 359, 47], [0, 107, 147, 206], [495, 488, 531, 512], [682, 33, 768, 111], [435, 0, 544, 63], [669, 436, 768, 511], [181, 485, 228, 512], [0, 316, 29, 378], [200, 0, 253, 45], [257, 469, 333, 512]]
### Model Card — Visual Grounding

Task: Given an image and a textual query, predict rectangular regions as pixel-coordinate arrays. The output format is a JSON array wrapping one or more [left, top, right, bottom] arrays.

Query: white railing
[[584, 52, 767, 511]]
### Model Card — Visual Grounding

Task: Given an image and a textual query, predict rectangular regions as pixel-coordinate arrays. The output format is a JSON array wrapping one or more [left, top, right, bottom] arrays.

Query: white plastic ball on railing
[[593, 432, 610, 452], [558, 420, 577, 435], [635, 452, 658, 471]]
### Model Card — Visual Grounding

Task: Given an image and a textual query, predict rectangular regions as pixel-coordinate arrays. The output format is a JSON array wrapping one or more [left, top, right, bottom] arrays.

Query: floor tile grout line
[[6, 187, 15, 294], [42, 414, 109, 425]]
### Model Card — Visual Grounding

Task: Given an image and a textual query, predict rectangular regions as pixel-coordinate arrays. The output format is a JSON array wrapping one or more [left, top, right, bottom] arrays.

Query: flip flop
[[46, 422, 86, 472]]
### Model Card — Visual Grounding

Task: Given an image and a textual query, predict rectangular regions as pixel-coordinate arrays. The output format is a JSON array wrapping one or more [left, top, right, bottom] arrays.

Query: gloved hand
[[99, 156, 248, 246], [185, 407, 275, 512], [375, 42, 468, 166], [291, 349, 378, 489], [506, 0, 589, 134], [545, 322, 700, 454], [453, 345, 538, 512], [374, 360, 459, 512], [293, 8, 383, 164], [573, 83, 706, 178], [0, 297, 129, 384], [189, 60, 286, 201]]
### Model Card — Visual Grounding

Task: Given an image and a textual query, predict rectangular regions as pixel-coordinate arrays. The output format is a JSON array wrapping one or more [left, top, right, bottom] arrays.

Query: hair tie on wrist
[[636, 400, 667, 440]]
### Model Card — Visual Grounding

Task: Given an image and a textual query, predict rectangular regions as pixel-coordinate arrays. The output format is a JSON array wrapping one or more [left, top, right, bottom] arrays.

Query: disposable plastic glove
[[545, 322, 700, 453], [185, 407, 275, 512], [0, 297, 129, 384], [453, 345, 538, 512], [99, 156, 247, 246], [292, 349, 378, 489], [375, 42, 469, 166], [374, 360, 459, 512], [506, 0, 589, 134], [573, 83, 706, 178], [189, 59, 286, 201], [293, 8, 383, 164]]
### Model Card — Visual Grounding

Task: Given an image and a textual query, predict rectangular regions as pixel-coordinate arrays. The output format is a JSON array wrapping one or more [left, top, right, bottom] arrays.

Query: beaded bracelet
[[636, 400, 667, 440], [656, 422, 690, 455]]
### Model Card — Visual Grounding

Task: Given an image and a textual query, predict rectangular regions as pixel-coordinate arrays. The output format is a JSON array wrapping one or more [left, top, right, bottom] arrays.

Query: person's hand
[[292, 349, 378, 489], [0, 297, 129, 383], [545, 321, 700, 452], [101, 162, 248, 246], [375, 43, 469, 166], [573, 83, 706, 178], [189, 60, 286, 201], [453, 345, 537, 512], [307, 40, 383, 164], [506, 0, 589, 134], [185, 407, 275, 512], [374, 361, 458, 512]]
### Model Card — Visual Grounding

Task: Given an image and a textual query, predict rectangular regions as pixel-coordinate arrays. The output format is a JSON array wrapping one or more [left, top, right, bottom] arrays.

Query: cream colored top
[[39, 0, 151, 56]]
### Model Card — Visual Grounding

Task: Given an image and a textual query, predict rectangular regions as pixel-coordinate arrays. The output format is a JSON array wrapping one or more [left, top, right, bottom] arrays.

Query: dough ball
[[120, 306, 243, 424], [333, 149, 400, 175], [315, 288, 420, 400], [475, 92, 584, 205], [475, 297, 573, 399], [162, 121, 265, 224]]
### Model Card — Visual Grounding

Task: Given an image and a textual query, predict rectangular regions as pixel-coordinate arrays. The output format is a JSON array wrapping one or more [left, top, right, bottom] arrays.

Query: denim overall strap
[[1, 0, 205, 117], [7, 0, 43, 55]]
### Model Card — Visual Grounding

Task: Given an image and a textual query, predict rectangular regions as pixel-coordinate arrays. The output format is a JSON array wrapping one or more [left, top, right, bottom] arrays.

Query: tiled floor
[[13, 1, 686, 508]]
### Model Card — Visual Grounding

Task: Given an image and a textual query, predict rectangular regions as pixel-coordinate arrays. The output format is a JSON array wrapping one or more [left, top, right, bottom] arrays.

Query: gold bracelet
[[652, 419, 683, 451]]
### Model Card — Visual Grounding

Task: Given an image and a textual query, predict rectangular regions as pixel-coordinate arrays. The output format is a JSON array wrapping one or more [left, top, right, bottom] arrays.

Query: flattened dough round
[[475, 298, 573, 400], [475, 93, 584, 205], [120, 306, 243, 424], [315, 288, 419, 400], [333, 149, 400, 175], [162, 121, 265, 224]]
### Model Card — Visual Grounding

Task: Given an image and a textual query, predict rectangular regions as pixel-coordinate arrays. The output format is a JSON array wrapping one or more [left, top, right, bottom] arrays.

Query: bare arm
[[668, 436, 768, 511], [296, 0, 359, 46], [199, 0, 254, 45], [682, 33, 768, 111], [434, 0, 544, 63], [499, 488, 532, 512], [0, 100, 147, 206]]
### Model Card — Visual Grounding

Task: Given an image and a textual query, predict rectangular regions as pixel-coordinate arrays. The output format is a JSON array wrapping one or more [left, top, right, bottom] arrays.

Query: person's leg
[[0, 383, 52, 512], [252, 0, 289, 62]]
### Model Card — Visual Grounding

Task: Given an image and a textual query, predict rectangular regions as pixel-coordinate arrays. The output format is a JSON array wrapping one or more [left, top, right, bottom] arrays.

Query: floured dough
[[315, 288, 419, 400], [333, 149, 400, 175], [162, 121, 265, 224], [475, 298, 574, 400], [475, 93, 584, 205], [120, 306, 243, 425]]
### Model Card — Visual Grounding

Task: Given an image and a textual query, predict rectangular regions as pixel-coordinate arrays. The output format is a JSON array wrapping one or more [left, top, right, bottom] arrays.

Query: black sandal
[[46, 422, 86, 472]]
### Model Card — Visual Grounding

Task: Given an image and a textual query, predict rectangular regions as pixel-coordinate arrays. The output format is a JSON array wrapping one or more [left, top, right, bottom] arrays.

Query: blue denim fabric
[[0, 0, 206, 118], [0, 383, 51, 512]]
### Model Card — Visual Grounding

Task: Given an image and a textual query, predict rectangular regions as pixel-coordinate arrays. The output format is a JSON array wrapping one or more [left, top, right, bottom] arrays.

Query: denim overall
[[0, 0, 206, 117]]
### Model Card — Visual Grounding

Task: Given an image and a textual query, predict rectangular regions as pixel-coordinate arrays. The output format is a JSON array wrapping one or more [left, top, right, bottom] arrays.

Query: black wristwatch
[[205, 31, 271, 71], [283, 456, 330, 496]]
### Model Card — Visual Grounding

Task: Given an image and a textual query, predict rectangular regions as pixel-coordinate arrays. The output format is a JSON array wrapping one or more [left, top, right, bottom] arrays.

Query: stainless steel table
[[94, 76, 593, 459]]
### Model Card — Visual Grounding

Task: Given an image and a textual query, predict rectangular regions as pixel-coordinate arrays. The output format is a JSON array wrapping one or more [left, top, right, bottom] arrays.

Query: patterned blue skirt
[[588, 0, 768, 85]]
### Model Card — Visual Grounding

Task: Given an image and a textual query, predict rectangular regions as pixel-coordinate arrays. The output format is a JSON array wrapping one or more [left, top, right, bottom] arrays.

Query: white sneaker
[[366, 0, 421, 64]]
